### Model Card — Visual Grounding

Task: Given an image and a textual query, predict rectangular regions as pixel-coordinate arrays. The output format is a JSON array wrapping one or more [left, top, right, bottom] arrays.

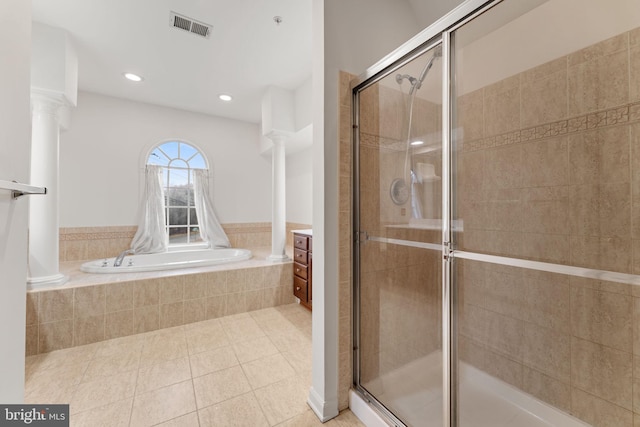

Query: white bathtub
[[80, 248, 252, 273]]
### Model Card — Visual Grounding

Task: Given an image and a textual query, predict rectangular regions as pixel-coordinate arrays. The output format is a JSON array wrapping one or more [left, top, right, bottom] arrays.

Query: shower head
[[416, 47, 442, 88], [394, 46, 442, 94], [395, 73, 418, 86]]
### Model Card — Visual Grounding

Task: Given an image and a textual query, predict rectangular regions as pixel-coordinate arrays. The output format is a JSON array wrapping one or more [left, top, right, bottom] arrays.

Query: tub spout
[[113, 249, 135, 267]]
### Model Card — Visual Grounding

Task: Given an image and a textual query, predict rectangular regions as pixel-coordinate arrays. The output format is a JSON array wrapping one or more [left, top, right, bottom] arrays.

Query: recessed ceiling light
[[123, 72, 143, 82], [410, 140, 424, 146], [218, 94, 233, 102]]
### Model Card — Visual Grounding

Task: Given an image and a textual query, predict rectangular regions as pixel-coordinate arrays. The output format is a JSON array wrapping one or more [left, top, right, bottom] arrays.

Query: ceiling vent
[[170, 12, 212, 39]]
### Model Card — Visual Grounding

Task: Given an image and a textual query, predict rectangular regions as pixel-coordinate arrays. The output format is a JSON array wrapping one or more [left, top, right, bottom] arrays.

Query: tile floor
[[24, 303, 364, 427]]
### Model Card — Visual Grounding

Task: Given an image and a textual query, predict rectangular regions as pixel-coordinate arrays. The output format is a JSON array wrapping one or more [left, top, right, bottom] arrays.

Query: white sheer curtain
[[193, 169, 230, 248], [131, 165, 168, 254]]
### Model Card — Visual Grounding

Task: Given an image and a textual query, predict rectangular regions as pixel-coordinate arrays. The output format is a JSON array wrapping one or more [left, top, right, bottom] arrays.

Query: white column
[[27, 93, 67, 287], [267, 134, 290, 262]]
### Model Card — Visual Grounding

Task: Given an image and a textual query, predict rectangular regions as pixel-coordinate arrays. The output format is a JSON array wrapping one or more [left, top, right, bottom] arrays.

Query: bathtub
[[80, 248, 252, 273]]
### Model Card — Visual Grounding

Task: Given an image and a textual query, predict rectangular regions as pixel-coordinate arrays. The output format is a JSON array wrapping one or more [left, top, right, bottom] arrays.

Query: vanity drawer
[[293, 276, 308, 301], [294, 248, 308, 265], [293, 262, 308, 280], [294, 234, 309, 250]]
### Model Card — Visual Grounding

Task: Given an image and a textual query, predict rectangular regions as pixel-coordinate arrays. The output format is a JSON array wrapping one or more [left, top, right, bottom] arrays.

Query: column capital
[[30, 90, 66, 121], [264, 130, 293, 144]]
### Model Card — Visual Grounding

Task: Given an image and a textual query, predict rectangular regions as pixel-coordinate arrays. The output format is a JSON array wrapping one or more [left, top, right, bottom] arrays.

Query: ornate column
[[267, 132, 290, 262], [27, 93, 67, 286]]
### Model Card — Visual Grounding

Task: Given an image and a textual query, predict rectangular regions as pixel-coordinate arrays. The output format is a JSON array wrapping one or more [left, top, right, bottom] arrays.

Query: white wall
[[295, 77, 313, 130], [286, 146, 313, 224], [60, 91, 272, 227], [309, 0, 422, 420], [0, 0, 30, 403]]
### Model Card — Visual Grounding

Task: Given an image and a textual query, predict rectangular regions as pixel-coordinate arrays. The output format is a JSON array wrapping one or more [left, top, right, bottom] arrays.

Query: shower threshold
[[352, 352, 590, 427]]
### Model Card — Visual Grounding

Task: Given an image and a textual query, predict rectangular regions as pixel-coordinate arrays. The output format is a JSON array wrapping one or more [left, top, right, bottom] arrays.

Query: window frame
[[144, 140, 209, 247]]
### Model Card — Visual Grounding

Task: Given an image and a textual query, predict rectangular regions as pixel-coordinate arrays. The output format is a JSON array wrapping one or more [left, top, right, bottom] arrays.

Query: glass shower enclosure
[[352, 0, 640, 426]]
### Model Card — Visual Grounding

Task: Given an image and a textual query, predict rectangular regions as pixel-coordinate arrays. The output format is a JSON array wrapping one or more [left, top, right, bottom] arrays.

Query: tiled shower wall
[[59, 222, 310, 262], [342, 24, 640, 427], [338, 71, 354, 411], [456, 28, 640, 426]]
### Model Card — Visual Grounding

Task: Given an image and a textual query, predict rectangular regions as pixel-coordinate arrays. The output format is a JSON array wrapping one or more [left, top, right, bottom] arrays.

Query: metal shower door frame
[[350, 1, 503, 426]]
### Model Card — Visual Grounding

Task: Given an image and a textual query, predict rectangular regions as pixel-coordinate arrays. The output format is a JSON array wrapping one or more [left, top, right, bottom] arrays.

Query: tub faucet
[[114, 249, 135, 267]]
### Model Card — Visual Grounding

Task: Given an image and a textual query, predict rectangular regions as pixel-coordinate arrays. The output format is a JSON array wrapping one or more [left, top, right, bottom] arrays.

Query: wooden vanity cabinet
[[293, 232, 312, 310]]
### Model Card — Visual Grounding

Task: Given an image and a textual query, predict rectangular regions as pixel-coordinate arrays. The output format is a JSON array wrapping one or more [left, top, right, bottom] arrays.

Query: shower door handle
[[355, 231, 369, 244]]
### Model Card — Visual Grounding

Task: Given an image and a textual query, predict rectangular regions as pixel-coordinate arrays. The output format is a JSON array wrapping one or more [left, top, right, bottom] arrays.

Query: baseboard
[[307, 386, 339, 422]]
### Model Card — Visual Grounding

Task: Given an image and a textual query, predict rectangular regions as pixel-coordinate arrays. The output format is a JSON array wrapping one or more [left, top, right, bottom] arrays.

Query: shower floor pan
[[354, 352, 589, 427]]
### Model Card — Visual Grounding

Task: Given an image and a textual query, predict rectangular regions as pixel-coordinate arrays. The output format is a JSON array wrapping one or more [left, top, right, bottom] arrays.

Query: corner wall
[[316, 0, 423, 415], [0, 0, 30, 403]]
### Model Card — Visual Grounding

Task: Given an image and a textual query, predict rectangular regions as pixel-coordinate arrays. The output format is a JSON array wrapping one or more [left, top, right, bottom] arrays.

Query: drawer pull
[[296, 240, 302, 244], [296, 268, 300, 273], [296, 286, 301, 291]]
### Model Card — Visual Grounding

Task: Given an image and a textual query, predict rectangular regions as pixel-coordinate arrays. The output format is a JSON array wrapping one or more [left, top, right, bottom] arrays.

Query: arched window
[[147, 141, 207, 245]]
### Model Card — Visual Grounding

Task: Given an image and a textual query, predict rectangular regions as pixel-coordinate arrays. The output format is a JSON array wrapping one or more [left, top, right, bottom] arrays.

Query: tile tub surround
[[26, 248, 295, 356], [59, 222, 311, 262], [24, 304, 365, 427]]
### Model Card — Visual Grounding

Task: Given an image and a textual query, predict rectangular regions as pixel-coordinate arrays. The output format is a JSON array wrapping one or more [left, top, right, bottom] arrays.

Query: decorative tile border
[[463, 101, 640, 152]]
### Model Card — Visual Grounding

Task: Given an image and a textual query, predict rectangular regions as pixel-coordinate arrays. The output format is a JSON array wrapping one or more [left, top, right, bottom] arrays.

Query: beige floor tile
[[140, 331, 188, 368], [242, 353, 296, 390], [24, 381, 76, 405], [218, 312, 252, 325], [253, 375, 309, 425], [129, 380, 196, 427], [259, 317, 300, 336], [223, 316, 266, 342], [94, 334, 146, 358], [70, 371, 137, 414], [70, 398, 133, 427], [23, 301, 320, 427], [233, 336, 279, 364], [154, 411, 200, 426], [82, 347, 141, 382], [274, 409, 325, 426], [26, 343, 100, 371], [186, 324, 230, 355], [285, 311, 312, 332], [189, 345, 239, 378], [25, 359, 89, 390], [268, 330, 311, 354], [193, 365, 252, 408], [281, 346, 312, 374], [198, 392, 269, 427], [136, 356, 192, 394], [249, 307, 283, 322], [184, 318, 222, 334]]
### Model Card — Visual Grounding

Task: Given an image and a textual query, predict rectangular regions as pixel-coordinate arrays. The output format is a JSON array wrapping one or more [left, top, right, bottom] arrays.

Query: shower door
[[354, 0, 640, 426], [353, 41, 444, 427], [451, 0, 640, 426]]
